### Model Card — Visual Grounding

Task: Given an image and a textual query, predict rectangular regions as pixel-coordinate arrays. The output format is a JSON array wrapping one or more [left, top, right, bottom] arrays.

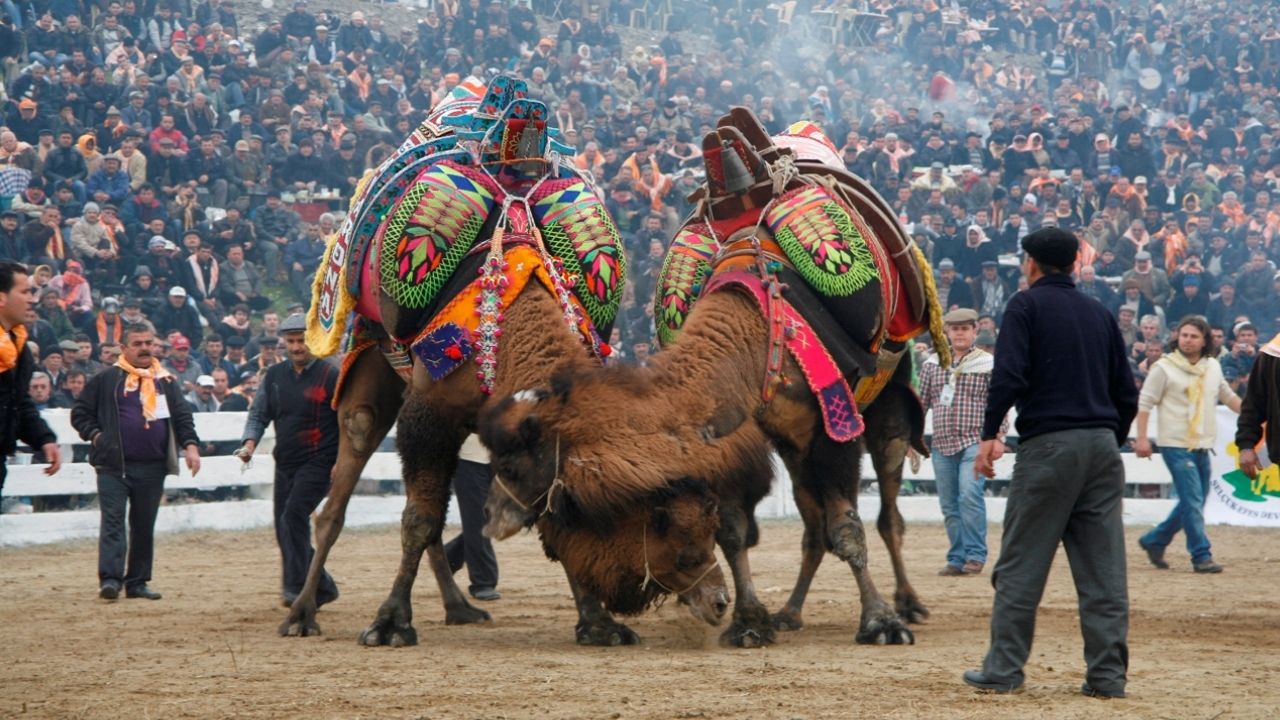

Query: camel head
[[478, 385, 563, 539], [538, 478, 729, 626]]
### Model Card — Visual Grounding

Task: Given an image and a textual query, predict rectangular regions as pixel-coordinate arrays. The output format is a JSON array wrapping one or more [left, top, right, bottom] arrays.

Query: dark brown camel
[[480, 274, 929, 647], [279, 284, 730, 646]]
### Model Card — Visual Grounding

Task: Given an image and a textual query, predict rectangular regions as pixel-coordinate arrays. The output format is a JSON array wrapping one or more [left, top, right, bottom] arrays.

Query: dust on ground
[[3, 519, 1279, 719]]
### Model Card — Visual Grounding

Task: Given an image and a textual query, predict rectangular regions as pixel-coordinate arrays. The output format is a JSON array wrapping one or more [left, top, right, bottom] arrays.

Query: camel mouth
[[681, 585, 730, 627], [482, 502, 528, 540]]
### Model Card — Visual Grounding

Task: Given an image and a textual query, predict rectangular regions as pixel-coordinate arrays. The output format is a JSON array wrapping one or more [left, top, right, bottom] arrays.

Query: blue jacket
[[85, 169, 131, 204]]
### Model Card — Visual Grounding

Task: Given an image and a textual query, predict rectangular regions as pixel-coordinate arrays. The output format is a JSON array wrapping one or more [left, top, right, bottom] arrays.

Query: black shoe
[[317, 587, 340, 608], [281, 592, 298, 608], [471, 588, 501, 601], [1138, 539, 1169, 569], [125, 584, 162, 600], [1082, 683, 1126, 699], [1193, 560, 1224, 574], [99, 581, 121, 601], [963, 669, 1024, 694]]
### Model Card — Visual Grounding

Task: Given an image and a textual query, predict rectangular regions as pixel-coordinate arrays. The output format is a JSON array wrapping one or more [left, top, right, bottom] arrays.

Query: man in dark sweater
[[1237, 333, 1280, 480], [0, 262, 61, 499], [966, 228, 1137, 699], [71, 323, 201, 601], [237, 313, 340, 609]]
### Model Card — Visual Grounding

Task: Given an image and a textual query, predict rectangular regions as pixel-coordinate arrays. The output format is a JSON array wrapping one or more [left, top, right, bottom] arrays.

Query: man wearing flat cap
[[919, 308, 1007, 577], [965, 228, 1137, 699], [236, 313, 340, 610]]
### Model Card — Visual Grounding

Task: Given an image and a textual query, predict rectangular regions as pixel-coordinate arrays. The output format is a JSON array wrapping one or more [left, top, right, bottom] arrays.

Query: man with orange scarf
[[0, 262, 60, 501], [72, 323, 200, 601]]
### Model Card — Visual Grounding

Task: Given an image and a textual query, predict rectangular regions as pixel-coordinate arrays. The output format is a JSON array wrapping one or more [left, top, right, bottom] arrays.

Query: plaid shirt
[[919, 349, 1007, 456]]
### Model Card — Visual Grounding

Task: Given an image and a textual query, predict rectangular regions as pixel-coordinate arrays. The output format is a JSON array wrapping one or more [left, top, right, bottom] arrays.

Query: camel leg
[[281, 349, 402, 638], [771, 455, 826, 632], [565, 570, 641, 646], [718, 500, 774, 648], [358, 394, 480, 647], [808, 432, 914, 645], [866, 426, 930, 624], [864, 387, 930, 624]]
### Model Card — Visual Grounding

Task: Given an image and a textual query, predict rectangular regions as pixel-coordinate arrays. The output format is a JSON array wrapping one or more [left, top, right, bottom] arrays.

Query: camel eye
[[676, 550, 703, 571]]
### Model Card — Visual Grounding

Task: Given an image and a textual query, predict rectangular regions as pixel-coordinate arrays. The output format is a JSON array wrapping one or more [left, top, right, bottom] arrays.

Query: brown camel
[[281, 279, 731, 645], [281, 78, 730, 645], [479, 113, 936, 647]]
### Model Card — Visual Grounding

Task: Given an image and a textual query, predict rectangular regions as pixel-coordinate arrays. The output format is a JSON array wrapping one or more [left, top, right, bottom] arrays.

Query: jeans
[[931, 443, 987, 567], [1139, 447, 1213, 564]]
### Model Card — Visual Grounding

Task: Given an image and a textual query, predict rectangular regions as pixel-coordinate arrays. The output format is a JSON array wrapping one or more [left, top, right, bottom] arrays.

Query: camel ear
[[518, 414, 542, 449], [549, 364, 575, 401], [651, 505, 672, 537]]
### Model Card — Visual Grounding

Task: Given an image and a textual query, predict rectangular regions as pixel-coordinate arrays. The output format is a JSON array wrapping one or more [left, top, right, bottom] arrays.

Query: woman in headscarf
[[47, 259, 94, 321]]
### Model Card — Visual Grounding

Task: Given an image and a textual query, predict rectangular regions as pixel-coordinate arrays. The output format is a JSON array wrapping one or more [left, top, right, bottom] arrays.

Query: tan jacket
[[1139, 355, 1237, 449]]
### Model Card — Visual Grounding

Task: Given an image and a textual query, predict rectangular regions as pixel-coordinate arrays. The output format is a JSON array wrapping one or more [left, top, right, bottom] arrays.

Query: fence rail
[[1, 408, 1179, 547]]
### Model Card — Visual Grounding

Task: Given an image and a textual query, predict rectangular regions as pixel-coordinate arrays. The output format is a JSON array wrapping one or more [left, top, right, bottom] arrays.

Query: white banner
[[1206, 406, 1280, 526]]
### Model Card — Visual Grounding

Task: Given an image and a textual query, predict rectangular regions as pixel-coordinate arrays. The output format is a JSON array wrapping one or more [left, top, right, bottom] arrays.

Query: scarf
[[187, 254, 218, 297], [46, 224, 65, 260], [96, 312, 123, 345], [115, 355, 172, 425], [60, 269, 86, 291], [0, 323, 28, 373], [1163, 350, 1209, 447], [348, 70, 371, 101], [1264, 333, 1280, 359]]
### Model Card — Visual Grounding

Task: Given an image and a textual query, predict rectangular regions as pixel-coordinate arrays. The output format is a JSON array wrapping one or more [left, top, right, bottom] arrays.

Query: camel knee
[[344, 406, 382, 456]]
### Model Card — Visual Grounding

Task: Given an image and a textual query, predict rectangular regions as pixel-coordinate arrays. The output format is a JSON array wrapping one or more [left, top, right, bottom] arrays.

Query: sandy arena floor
[[3, 518, 1279, 719]]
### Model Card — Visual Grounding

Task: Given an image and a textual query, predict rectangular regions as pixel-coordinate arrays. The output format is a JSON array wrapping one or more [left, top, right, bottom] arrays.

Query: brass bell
[[720, 139, 755, 194]]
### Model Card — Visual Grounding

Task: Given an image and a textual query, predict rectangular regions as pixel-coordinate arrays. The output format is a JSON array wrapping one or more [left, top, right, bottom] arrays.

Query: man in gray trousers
[[965, 228, 1138, 698]]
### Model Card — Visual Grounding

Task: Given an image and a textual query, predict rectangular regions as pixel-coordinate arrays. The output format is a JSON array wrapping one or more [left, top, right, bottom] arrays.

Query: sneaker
[[471, 587, 501, 601], [1138, 539, 1169, 569], [1192, 560, 1224, 574], [125, 584, 163, 600], [938, 564, 965, 576], [962, 561, 985, 575]]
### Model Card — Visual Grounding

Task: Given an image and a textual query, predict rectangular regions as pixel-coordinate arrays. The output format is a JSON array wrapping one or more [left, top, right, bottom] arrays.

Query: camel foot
[[444, 602, 492, 626], [855, 606, 915, 646], [771, 608, 805, 632], [575, 619, 641, 646], [895, 591, 930, 624], [830, 511, 869, 570], [358, 615, 418, 647], [278, 600, 322, 638], [720, 604, 776, 648]]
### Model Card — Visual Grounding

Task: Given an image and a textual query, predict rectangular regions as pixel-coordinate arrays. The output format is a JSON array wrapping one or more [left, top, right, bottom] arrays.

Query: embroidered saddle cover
[[307, 76, 624, 357]]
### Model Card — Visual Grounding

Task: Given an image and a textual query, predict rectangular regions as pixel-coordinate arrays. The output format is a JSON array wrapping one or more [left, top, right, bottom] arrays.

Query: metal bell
[[720, 139, 755, 194]]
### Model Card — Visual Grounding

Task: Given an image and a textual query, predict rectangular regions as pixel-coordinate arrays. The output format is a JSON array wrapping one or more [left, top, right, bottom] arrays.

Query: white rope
[[640, 523, 722, 596]]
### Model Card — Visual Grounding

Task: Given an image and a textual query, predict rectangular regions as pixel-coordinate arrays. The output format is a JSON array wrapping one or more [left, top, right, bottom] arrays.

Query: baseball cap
[[169, 286, 188, 297], [196, 375, 215, 387]]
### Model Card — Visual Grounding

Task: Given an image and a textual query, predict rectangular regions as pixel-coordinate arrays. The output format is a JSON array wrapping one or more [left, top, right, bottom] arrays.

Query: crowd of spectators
[[0, 0, 1278, 416]]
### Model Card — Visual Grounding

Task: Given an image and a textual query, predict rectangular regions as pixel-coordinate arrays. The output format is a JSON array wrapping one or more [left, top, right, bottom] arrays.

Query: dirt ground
[[3, 519, 1279, 720]]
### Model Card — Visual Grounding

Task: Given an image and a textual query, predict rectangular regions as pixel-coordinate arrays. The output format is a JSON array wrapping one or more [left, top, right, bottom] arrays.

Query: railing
[[2, 408, 1179, 547]]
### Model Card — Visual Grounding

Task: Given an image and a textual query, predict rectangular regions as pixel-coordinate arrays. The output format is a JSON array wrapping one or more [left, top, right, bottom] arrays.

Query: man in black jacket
[[966, 228, 1138, 699], [71, 323, 201, 601], [0, 262, 60, 500], [236, 313, 339, 608], [43, 130, 89, 201]]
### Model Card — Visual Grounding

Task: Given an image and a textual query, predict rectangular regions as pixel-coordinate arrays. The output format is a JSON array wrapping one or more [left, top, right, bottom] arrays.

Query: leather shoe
[[961, 560, 985, 575], [938, 564, 965, 576], [281, 592, 298, 608], [1193, 560, 1224, 574], [471, 588, 501, 601], [125, 584, 163, 600], [317, 588, 340, 608], [1138, 539, 1169, 569], [99, 581, 121, 601], [1081, 683, 1126, 699], [963, 669, 1023, 694]]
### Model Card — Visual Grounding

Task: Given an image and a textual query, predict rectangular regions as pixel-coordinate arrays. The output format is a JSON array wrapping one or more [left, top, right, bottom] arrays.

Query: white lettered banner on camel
[[1206, 406, 1280, 527]]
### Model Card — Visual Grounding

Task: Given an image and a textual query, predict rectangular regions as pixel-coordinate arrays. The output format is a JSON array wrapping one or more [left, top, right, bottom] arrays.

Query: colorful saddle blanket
[[307, 75, 625, 357]]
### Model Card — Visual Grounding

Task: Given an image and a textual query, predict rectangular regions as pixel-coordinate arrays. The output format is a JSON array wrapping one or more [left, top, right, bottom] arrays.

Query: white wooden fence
[[2, 409, 1180, 547]]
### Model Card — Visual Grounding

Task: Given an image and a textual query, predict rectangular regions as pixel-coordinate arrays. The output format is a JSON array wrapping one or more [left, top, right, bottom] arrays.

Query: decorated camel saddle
[[655, 108, 946, 442], [307, 75, 626, 397]]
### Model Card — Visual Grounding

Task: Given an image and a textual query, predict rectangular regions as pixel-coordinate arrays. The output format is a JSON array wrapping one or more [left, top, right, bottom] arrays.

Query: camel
[[280, 78, 729, 646], [480, 110, 945, 647]]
